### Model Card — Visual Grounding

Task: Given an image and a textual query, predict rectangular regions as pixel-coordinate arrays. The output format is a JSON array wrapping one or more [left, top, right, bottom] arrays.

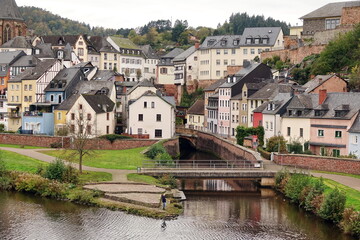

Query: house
[[66, 94, 116, 137], [300, 1, 360, 36], [22, 104, 54, 135], [0, 0, 27, 45], [186, 99, 205, 131], [0, 89, 8, 130], [0, 50, 26, 91], [229, 93, 241, 137], [10, 55, 40, 78], [204, 79, 226, 133], [0, 36, 32, 55], [197, 35, 242, 85], [85, 36, 104, 68], [348, 113, 360, 158], [107, 36, 144, 81], [156, 48, 184, 85], [240, 27, 284, 62], [127, 90, 175, 139], [140, 45, 159, 81], [303, 74, 347, 93]]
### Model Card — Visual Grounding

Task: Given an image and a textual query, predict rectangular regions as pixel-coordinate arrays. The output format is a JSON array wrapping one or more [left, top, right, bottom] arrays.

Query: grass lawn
[[313, 170, 360, 180], [40, 147, 149, 170], [0, 144, 47, 149], [323, 178, 360, 211], [0, 150, 112, 183]]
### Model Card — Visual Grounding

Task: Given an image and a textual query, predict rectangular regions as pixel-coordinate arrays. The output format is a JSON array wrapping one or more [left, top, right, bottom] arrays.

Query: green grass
[[313, 170, 360, 179], [0, 150, 112, 183], [0, 144, 48, 149], [127, 173, 160, 185], [40, 147, 149, 170], [323, 178, 360, 211]]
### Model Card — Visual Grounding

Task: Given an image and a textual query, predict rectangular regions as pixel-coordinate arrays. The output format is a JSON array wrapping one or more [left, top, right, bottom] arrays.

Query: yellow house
[[53, 94, 79, 136], [21, 79, 35, 112], [7, 76, 22, 131], [186, 99, 205, 131]]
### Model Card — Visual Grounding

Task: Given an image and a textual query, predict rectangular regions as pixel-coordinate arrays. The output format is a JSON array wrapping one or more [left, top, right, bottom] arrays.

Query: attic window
[[57, 51, 64, 59], [221, 40, 227, 46], [35, 49, 40, 54], [254, 38, 260, 44], [233, 39, 240, 45], [246, 38, 252, 44], [59, 40, 63, 44]]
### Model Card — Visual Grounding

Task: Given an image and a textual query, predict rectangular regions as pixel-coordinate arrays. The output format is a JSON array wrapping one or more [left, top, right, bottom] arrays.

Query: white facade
[[120, 55, 144, 82], [143, 58, 158, 80], [281, 117, 310, 147], [0, 94, 8, 131], [263, 112, 282, 144], [128, 93, 175, 139]]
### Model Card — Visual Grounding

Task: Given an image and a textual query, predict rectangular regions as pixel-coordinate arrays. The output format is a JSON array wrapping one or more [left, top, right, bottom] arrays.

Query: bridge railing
[[140, 159, 263, 171]]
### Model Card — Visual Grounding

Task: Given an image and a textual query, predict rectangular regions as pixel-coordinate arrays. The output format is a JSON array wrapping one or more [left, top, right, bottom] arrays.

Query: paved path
[[0, 147, 135, 182]]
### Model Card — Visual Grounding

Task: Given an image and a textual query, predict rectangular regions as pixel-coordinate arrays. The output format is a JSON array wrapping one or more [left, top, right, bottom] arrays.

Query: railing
[[0, 95, 7, 100], [23, 111, 44, 117], [141, 159, 263, 170], [8, 113, 21, 118]]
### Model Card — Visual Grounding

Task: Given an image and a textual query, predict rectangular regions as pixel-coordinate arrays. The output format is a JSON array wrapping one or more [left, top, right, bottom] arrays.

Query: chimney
[[319, 89, 327, 105], [195, 42, 200, 49]]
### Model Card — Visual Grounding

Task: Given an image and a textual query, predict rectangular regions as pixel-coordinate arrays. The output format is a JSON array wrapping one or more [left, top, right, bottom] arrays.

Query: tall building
[[0, 0, 27, 45]]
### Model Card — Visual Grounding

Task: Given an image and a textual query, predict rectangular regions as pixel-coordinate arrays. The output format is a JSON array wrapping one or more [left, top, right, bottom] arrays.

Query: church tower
[[0, 0, 27, 45]]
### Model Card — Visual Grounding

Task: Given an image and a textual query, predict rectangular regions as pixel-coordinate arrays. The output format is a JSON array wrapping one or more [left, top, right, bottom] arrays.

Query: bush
[[99, 134, 132, 143], [0, 123, 4, 132], [284, 173, 311, 203], [257, 147, 271, 160], [266, 135, 287, 153], [158, 174, 177, 189], [43, 158, 79, 184], [341, 208, 360, 237], [154, 152, 174, 167], [318, 188, 346, 223], [50, 142, 63, 148], [67, 188, 98, 205], [146, 144, 167, 159], [287, 141, 303, 154], [0, 158, 6, 177]]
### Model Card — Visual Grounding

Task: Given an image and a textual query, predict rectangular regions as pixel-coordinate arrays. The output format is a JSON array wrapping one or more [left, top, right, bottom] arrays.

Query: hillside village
[[1, 0, 360, 158]]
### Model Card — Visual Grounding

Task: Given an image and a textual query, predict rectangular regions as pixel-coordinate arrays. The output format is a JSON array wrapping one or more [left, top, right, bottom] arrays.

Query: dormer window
[[233, 39, 240, 46], [221, 40, 227, 46], [263, 39, 268, 44], [35, 49, 40, 54], [227, 77, 231, 83], [315, 110, 321, 116], [57, 51, 64, 59], [58, 40, 63, 45], [288, 110, 292, 115], [254, 38, 260, 44], [297, 110, 302, 116], [246, 38, 252, 44]]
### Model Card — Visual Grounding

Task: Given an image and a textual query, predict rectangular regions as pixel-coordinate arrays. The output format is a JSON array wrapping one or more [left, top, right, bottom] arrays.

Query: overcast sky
[[16, 0, 348, 29]]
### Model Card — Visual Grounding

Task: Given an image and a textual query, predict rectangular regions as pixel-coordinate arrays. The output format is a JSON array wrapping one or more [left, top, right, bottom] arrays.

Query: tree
[[136, 69, 142, 81], [145, 27, 159, 46], [266, 135, 287, 153], [349, 65, 360, 91], [172, 20, 188, 42]]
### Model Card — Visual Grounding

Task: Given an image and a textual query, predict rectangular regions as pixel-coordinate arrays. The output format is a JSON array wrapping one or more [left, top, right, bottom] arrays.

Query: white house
[[66, 94, 115, 137], [128, 91, 175, 139]]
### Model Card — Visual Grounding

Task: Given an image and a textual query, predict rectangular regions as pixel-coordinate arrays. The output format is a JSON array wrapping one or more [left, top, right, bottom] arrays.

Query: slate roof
[[301, 1, 360, 19], [74, 80, 114, 97], [348, 113, 360, 133], [140, 45, 159, 59], [303, 74, 338, 93], [262, 93, 292, 115], [173, 46, 196, 62], [204, 79, 226, 91], [0, 50, 25, 64], [199, 35, 242, 50], [82, 94, 115, 113], [44, 68, 82, 92], [41, 35, 80, 46], [187, 99, 205, 115], [1, 36, 32, 48], [127, 79, 155, 95], [162, 48, 184, 58], [231, 93, 242, 100], [129, 90, 175, 107], [91, 70, 116, 81], [286, 93, 318, 110], [20, 59, 57, 80], [0, 0, 23, 20], [55, 94, 80, 111], [33, 43, 56, 58], [109, 36, 140, 50], [85, 36, 104, 54], [247, 83, 293, 100], [219, 63, 262, 88], [253, 102, 268, 113], [240, 27, 282, 47], [11, 55, 40, 67]]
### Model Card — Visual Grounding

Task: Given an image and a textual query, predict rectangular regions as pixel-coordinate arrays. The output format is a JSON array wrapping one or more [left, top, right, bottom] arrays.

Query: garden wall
[[274, 153, 360, 175], [0, 133, 71, 148]]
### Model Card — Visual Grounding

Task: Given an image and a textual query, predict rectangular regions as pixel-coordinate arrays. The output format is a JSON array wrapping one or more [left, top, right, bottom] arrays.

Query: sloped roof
[[303, 74, 346, 93], [75, 80, 114, 97], [162, 48, 184, 58], [11, 55, 40, 67], [287, 93, 318, 110], [41, 35, 80, 46], [187, 99, 205, 115], [262, 93, 292, 115], [91, 70, 116, 81], [0, 0, 23, 20], [44, 68, 82, 92], [204, 79, 226, 91], [140, 45, 159, 59], [21, 59, 57, 80], [82, 94, 115, 113], [1, 36, 32, 48], [55, 94, 80, 111], [349, 112, 360, 133], [127, 79, 155, 94], [33, 43, 55, 58], [301, 1, 360, 19], [109, 36, 140, 50], [248, 83, 293, 100], [173, 46, 196, 62], [129, 90, 175, 107], [240, 27, 282, 46], [0, 50, 24, 64], [199, 35, 242, 50]]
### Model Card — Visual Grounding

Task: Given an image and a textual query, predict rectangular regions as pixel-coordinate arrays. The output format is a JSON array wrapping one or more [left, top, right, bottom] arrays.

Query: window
[[50, 95, 54, 102], [300, 128, 303, 137], [216, 59, 220, 65], [231, 49, 236, 54], [332, 149, 340, 157], [78, 48, 84, 56], [287, 127, 291, 136], [79, 104, 83, 110], [114, 54, 117, 60], [250, 49, 255, 54], [151, 102, 155, 108], [29, 96, 32, 102], [224, 60, 228, 65], [318, 129, 324, 137], [224, 49, 228, 55], [320, 147, 326, 156], [144, 102, 147, 108], [138, 128, 143, 135], [106, 126, 109, 134], [352, 135, 358, 144], [87, 125, 91, 134], [57, 112, 61, 120], [243, 49, 248, 55], [24, 84, 28, 91], [326, 19, 340, 30], [160, 68, 167, 74], [156, 114, 161, 122], [216, 49, 220, 55], [231, 59, 235, 65], [24, 96, 28, 102], [70, 125, 75, 133], [155, 129, 162, 138], [270, 122, 273, 130], [335, 131, 342, 138], [138, 114, 143, 121], [29, 85, 32, 91], [104, 63, 107, 70], [104, 53, 108, 60], [87, 113, 91, 120], [71, 113, 75, 120], [216, 71, 220, 76]]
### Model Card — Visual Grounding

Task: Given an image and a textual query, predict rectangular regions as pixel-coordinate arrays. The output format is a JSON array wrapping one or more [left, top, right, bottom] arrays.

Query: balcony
[[23, 111, 44, 117], [0, 95, 7, 100], [206, 105, 218, 110], [8, 112, 21, 118], [174, 78, 184, 85]]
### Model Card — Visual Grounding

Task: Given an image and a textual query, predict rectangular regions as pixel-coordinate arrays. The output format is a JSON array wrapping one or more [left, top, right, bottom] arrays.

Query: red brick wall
[[274, 154, 360, 175], [82, 138, 157, 150], [341, 6, 360, 26], [162, 138, 180, 157], [0, 134, 71, 148]]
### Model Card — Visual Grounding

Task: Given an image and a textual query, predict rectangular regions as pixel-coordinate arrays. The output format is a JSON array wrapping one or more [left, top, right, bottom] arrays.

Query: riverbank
[[275, 170, 360, 238]]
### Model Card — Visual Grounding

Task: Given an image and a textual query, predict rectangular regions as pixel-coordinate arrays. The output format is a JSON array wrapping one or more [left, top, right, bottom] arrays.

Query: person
[[161, 194, 166, 210]]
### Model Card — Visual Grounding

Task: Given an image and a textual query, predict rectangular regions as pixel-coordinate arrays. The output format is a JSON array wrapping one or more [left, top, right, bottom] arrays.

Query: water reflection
[[0, 191, 355, 240], [180, 178, 259, 192]]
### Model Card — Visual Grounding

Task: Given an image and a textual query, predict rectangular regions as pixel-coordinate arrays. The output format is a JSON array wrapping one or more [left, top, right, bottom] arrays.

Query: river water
[[0, 190, 354, 240]]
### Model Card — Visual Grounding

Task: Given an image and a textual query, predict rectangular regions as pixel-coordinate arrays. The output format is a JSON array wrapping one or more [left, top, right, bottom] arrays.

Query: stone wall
[[0, 133, 71, 148], [162, 138, 180, 157], [274, 153, 360, 175], [303, 19, 325, 36], [83, 138, 158, 150], [341, 6, 360, 26], [260, 45, 326, 64]]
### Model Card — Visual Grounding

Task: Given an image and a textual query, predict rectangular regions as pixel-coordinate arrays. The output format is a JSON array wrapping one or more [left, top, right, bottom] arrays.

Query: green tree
[[349, 65, 360, 91], [172, 20, 188, 42], [266, 135, 287, 153]]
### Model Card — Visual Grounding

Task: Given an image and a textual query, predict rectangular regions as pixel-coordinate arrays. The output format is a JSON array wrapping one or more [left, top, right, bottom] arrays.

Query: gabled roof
[[21, 59, 58, 80], [82, 94, 115, 113], [11, 55, 40, 67], [91, 70, 117, 81], [127, 79, 155, 95], [44, 68, 83, 92], [303, 74, 346, 93], [140, 45, 159, 59], [204, 79, 226, 91], [173, 46, 196, 62], [0, 0, 23, 21], [248, 83, 293, 100], [1, 36, 32, 48], [55, 94, 80, 111], [262, 93, 292, 115], [41, 35, 81, 46], [220, 63, 263, 88], [301, 1, 360, 19], [187, 99, 205, 115], [129, 90, 175, 108], [109, 36, 140, 50], [240, 27, 282, 46], [0, 50, 25, 64], [287, 93, 318, 110], [162, 48, 184, 58], [349, 112, 360, 133], [199, 35, 242, 50], [33, 43, 56, 58], [74, 80, 114, 97]]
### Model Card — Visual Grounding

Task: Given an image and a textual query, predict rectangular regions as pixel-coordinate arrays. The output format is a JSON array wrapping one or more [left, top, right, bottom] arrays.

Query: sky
[[16, 0, 350, 30]]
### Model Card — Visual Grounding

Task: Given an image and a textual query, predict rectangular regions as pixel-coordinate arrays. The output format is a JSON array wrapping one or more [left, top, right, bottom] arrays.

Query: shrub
[[341, 208, 360, 237], [154, 152, 174, 167], [0, 123, 4, 132], [158, 174, 177, 189], [44, 158, 67, 181], [257, 147, 271, 160], [146, 144, 167, 159], [284, 173, 311, 203], [67, 188, 98, 205], [99, 134, 132, 143], [287, 141, 303, 154], [275, 169, 290, 191], [50, 142, 63, 148], [266, 135, 287, 153], [0, 158, 6, 177], [318, 188, 346, 223]]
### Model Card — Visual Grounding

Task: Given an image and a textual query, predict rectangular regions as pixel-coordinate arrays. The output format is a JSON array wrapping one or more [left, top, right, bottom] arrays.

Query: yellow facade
[[54, 110, 68, 135], [7, 82, 22, 131], [21, 79, 36, 112], [100, 51, 120, 71], [75, 35, 88, 62]]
